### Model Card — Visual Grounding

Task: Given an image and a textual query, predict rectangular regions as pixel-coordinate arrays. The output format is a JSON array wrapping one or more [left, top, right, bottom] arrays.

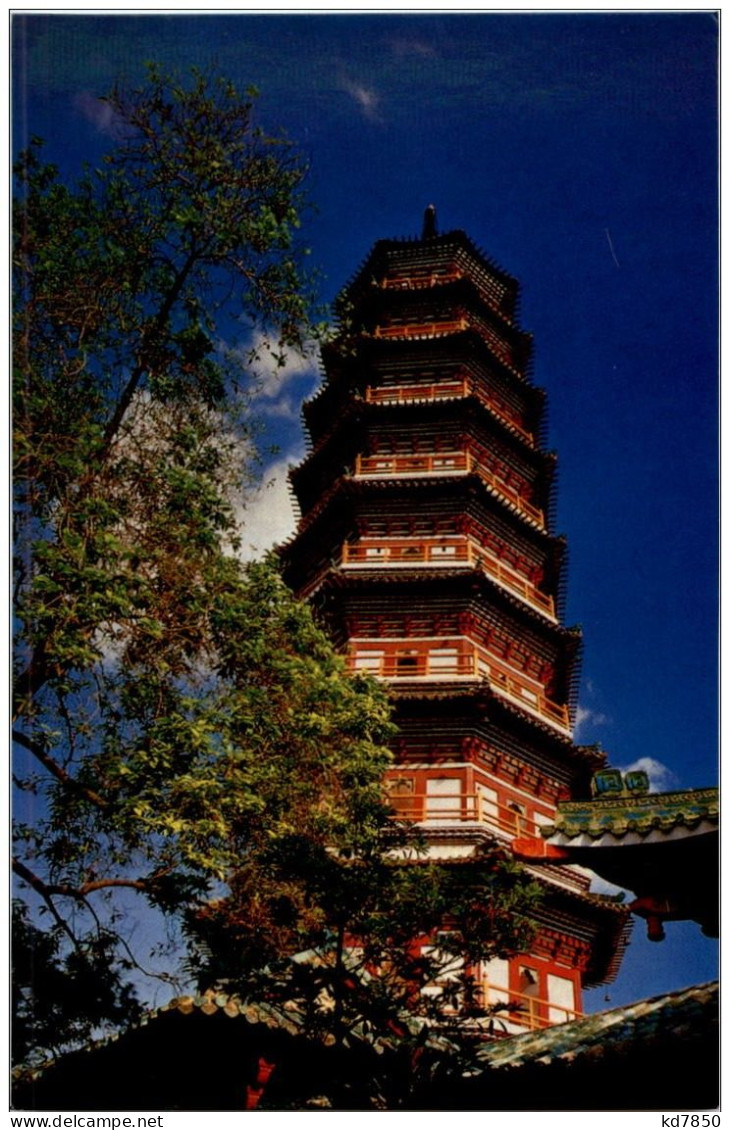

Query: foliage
[[12, 900, 141, 1066], [189, 834, 541, 1107], [13, 62, 541, 1080], [11, 62, 350, 1062]]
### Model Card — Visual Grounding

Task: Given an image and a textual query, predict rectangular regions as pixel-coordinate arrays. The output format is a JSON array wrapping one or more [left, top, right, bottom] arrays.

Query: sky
[[10, 11, 719, 1015]]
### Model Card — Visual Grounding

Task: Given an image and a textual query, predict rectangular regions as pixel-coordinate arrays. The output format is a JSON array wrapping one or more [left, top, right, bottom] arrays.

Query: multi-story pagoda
[[281, 210, 629, 1034]]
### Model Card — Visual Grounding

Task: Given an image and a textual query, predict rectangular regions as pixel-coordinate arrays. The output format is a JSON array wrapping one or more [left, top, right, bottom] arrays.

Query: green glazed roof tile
[[543, 787, 718, 841], [474, 981, 718, 1072]]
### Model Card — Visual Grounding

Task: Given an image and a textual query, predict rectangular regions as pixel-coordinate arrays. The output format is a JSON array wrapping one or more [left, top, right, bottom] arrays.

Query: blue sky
[[12, 11, 719, 1013]]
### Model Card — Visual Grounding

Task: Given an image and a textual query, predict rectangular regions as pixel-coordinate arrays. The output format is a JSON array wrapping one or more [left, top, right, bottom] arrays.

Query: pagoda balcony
[[388, 789, 546, 842], [341, 536, 556, 620], [379, 267, 464, 289], [372, 318, 468, 340], [348, 637, 571, 735], [364, 378, 534, 445], [478, 982, 582, 1032], [353, 452, 545, 528]]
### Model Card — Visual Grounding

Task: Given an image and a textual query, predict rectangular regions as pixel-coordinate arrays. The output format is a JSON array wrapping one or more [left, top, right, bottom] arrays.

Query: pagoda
[[281, 210, 629, 1034]]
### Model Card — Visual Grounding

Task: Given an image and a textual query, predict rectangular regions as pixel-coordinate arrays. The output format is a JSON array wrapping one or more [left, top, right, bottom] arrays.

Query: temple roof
[[475, 979, 718, 1071], [541, 781, 719, 942], [544, 785, 718, 846], [17, 975, 714, 1111]]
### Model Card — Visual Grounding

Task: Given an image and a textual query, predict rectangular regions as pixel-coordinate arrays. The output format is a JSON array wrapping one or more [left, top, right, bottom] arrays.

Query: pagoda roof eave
[[345, 229, 519, 295], [295, 395, 554, 485], [354, 327, 532, 385], [382, 681, 577, 748], [281, 473, 561, 549], [358, 275, 529, 344], [319, 566, 575, 637], [526, 884, 632, 987], [321, 330, 543, 395]]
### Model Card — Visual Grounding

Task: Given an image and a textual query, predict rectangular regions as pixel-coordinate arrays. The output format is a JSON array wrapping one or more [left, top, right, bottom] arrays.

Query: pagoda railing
[[478, 983, 582, 1031], [377, 266, 510, 320], [365, 378, 467, 403], [341, 536, 556, 619], [379, 267, 463, 289], [348, 637, 570, 734], [353, 451, 544, 527], [372, 318, 468, 339], [387, 789, 546, 841], [364, 378, 534, 445]]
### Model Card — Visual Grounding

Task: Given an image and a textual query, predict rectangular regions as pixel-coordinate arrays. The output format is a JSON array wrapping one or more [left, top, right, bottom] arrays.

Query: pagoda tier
[[343, 229, 524, 328], [323, 574, 580, 737], [307, 333, 548, 450], [291, 395, 557, 527], [281, 221, 629, 1031], [285, 478, 569, 618]]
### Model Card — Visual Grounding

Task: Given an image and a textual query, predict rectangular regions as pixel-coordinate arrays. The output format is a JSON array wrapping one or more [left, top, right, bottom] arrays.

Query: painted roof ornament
[[591, 768, 650, 798]]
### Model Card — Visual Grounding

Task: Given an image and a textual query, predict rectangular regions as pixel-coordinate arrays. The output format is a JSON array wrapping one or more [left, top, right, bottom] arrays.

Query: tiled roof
[[12, 990, 306, 1088], [544, 786, 718, 844], [155, 991, 303, 1035], [474, 980, 718, 1072]]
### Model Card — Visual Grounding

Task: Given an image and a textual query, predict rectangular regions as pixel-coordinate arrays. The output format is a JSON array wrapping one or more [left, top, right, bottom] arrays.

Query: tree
[[12, 62, 373, 1060], [188, 836, 540, 1108], [13, 63, 540, 1082]]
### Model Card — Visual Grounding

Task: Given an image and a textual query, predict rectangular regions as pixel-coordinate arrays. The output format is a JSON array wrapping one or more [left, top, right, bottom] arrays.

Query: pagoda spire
[[422, 203, 437, 239]]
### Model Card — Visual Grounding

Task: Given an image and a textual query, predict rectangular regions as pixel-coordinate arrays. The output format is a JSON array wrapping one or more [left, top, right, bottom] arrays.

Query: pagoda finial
[[422, 204, 437, 239]]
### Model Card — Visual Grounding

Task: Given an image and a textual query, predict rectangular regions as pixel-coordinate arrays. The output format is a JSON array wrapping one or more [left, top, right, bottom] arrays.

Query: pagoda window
[[546, 973, 577, 1026], [386, 776, 417, 820], [395, 651, 421, 675], [533, 810, 554, 831], [476, 782, 499, 827], [352, 649, 384, 673], [428, 647, 460, 673], [506, 801, 529, 835], [518, 966, 541, 1027], [481, 957, 510, 1013], [424, 777, 462, 824]]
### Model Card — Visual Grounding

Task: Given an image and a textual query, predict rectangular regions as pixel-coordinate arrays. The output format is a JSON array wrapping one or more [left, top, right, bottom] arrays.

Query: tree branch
[[12, 729, 109, 809], [101, 242, 199, 451], [12, 858, 148, 900]]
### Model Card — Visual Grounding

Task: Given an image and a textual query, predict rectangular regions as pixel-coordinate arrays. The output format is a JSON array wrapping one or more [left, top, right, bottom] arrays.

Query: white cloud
[[616, 756, 677, 794], [388, 36, 438, 59], [223, 330, 320, 403], [235, 456, 301, 562], [74, 91, 123, 137], [257, 395, 301, 422], [574, 704, 610, 736], [340, 76, 382, 122]]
